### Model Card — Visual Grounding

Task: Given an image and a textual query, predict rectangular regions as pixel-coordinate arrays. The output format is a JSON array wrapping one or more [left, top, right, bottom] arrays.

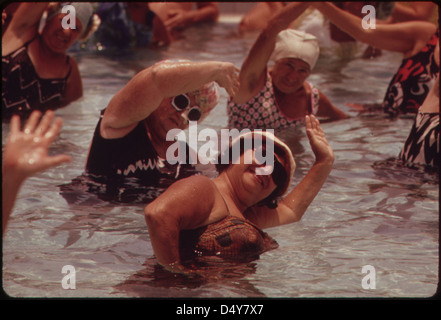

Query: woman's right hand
[[215, 62, 240, 98]]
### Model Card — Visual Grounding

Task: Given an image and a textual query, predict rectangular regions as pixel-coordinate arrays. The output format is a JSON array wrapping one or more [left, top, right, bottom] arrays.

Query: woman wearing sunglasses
[[85, 59, 239, 190], [145, 115, 334, 273]]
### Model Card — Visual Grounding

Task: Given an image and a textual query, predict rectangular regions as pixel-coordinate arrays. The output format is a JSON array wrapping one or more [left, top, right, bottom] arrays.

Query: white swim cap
[[47, 2, 93, 38], [271, 29, 320, 70]]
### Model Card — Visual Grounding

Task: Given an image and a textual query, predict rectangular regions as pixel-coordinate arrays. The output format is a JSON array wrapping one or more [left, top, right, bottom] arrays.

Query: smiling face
[[41, 13, 83, 53], [271, 58, 311, 94], [226, 147, 289, 206]]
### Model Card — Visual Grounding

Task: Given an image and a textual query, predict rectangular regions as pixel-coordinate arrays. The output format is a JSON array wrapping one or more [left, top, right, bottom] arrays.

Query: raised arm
[[312, 2, 436, 58], [389, 2, 436, 22], [144, 175, 220, 271], [245, 115, 334, 229], [101, 60, 239, 136], [2, 2, 49, 54], [3, 111, 71, 233], [233, 2, 309, 104]]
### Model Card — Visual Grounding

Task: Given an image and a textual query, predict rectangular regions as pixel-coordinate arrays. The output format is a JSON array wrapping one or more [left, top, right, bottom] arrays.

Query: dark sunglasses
[[253, 144, 287, 188], [171, 94, 203, 122], [271, 156, 287, 188]]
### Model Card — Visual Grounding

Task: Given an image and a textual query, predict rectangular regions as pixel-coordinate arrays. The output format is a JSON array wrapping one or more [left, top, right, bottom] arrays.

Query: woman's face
[[147, 93, 204, 140], [227, 148, 284, 205], [271, 58, 311, 94], [41, 13, 82, 53]]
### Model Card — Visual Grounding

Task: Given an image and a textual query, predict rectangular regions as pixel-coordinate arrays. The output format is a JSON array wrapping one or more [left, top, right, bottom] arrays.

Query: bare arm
[[61, 58, 83, 106], [2, 111, 71, 233], [312, 2, 436, 58], [245, 115, 334, 229], [238, 2, 286, 33], [191, 2, 220, 23], [2, 2, 49, 54], [101, 60, 239, 137], [233, 2, 309, 104], [316, 90, 349, 120], [144, 175, 218, 271], [389, 2, 436, 22]]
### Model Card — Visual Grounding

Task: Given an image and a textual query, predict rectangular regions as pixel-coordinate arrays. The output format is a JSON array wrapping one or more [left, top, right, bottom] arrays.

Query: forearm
[[314, 2, 372, 43], [145, 211, 182, 268], [189, 4, 219, 23], [313, 2, 420, 54], [237, 2, 309, 102], [8, 2, 48, 33], [280, 160, 333, 222], [150, 61, 223, 97], [104, 61, 222, 129], [252, 2, 309, 57], [264, 2, 309, 37], [390, 2, 434, 22], [2, 172, 25, 233]]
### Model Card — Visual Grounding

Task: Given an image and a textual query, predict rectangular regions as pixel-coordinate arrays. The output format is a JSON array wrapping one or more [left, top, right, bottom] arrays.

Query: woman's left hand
[[305, 115, 334, 166], [3, 110, 71, 182]]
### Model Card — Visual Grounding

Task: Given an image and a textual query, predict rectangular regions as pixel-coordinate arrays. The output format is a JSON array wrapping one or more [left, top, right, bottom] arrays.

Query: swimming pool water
[[2, 14, 439, 298]]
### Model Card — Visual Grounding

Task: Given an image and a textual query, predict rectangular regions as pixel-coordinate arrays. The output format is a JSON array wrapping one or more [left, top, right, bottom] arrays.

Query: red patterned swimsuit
[[383, 29, 439, 116]]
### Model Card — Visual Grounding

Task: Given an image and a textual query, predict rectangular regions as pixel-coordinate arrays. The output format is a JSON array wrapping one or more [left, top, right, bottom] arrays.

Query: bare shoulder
[[162, 174, 216, 199]]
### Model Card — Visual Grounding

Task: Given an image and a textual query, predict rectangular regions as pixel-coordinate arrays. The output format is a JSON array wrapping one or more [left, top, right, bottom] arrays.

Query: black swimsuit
[[85, 112, 196, 186], [2, 37, 71, 120]]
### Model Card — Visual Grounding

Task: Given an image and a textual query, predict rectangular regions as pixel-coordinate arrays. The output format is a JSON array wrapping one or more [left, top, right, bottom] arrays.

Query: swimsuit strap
[[212, 183, 232, 216], [306, 81, 320, 115]]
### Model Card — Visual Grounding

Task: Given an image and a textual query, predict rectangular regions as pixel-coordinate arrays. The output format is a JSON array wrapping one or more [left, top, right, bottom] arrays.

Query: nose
[[286, 69, 302, 82]]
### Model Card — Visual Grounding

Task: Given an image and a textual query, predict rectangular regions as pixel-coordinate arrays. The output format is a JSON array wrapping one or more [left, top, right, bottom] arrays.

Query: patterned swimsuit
[[383, 29, 439, 116], [227, 73, 320, 130], [2, 38, 71, 120], [399, 112, 440, 170]]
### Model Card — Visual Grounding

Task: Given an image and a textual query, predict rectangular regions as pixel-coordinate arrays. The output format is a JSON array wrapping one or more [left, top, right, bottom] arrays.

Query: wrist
[[313, 157, 334, 170], [2, 163, 27, 186]]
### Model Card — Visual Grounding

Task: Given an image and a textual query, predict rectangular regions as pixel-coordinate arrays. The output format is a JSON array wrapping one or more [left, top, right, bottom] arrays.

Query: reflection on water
[[2, 16, 439, 298]]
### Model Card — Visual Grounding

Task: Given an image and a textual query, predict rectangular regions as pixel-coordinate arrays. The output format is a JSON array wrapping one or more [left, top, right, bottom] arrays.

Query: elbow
[[144, 204, 167, 229]]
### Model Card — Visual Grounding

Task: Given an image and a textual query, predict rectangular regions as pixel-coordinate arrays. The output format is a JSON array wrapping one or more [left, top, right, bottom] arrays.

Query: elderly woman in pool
[[145, 115, 334, 273], [228, 2, 348, 131], [84, 59, 239, 191], [2, 2, 97, 120]]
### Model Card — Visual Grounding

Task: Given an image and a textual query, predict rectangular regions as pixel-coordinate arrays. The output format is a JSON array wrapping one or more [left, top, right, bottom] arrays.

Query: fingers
[[23, 110, 43, 134], [18, 111, 63, 142], [45, 154, 72, 169], [35, 110, 55, 136], [44, 116, 64, 143], [9, 115, 21, 135]]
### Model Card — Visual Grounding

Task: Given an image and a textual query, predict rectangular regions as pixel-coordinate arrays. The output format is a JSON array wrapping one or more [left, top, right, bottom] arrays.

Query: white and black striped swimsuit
[[399, 112, 440, 170]]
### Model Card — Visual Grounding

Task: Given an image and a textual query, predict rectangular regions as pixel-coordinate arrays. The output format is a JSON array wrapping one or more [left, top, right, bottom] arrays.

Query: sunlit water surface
[[2, 18, 439, 298]]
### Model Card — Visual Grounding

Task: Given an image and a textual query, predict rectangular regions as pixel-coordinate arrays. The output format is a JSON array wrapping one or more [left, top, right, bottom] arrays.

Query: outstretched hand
[[3, 110, 71, 182], [305, 115, 334, 166]]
